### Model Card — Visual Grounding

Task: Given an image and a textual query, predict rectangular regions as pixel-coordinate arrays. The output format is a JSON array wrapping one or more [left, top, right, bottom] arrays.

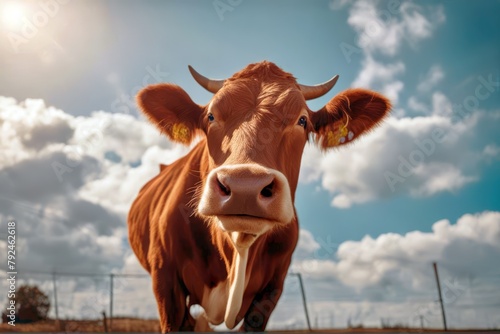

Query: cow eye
[[298, 116, 307, 128], [208, 113, 215, 122]]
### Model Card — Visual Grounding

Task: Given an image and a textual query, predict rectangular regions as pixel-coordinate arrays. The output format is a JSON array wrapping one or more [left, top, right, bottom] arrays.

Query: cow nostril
[[216, 177, 231, 196], [260, 181, 274, 198]]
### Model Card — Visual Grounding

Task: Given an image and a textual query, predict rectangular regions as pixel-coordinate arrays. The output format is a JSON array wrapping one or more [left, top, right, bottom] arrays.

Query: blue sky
[[1, 0, 498, 240], [1, 0, 499, 329]]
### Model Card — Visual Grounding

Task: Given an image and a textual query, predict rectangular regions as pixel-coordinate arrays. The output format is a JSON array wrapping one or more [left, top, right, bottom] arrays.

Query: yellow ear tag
[[339, 125, 348, 138], [326, 124, 349, 147], [326, 130, 340, 147], [171, 123, 190, 143]]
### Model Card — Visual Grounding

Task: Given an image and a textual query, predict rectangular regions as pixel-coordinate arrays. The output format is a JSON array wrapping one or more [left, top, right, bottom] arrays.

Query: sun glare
[[2, 2, 26, 30]]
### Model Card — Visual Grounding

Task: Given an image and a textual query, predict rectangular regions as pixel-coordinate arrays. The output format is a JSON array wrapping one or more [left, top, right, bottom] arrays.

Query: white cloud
[[292, 211, 500, 288], [329, 0, 350, 11], [382, 80, 404, 105], [410, 163, 477, 197], [294, 229, 321, 259], [0, 97, 73, 168], [0, 96, 498, 329], [347, 1, 445, 57], [0, 96, 187, 275], [337, 211, 500, 284], [352, 57, 405, 104], [418, 65, 445, 92], [70, 111, 177, 164], [407, 66, 447, 117], [331, 194, 352, 209], [0, 95, 188, 322], [309, 0, 494, 210], [483, 144, 500, 158], [299, 109, 494, 208], [287, 212, 500, 329], [345, 1, 445, 106], [408, 91, 452, 117], [0, 1, 495, 328], [431, 91, 453, 117], [408, 96, 429, 114], [79, 144, 189, 216]]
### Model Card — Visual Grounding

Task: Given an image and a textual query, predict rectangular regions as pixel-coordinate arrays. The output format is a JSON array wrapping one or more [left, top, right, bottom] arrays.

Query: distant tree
[[381, 317, 409, 329], [2, 285, 50, 323]]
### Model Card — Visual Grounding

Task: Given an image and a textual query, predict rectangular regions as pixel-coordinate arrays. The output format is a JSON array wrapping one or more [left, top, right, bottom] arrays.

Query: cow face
[[137, 61, 390, 248]]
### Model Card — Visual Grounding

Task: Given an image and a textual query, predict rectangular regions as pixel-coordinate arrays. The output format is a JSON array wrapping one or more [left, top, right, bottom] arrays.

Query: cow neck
[[197, 140, 260, 329]]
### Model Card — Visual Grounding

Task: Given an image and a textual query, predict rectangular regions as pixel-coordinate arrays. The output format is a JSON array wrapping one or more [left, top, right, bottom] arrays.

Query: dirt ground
[[0, 318, 498, 333], [0, 318, 160, 332]]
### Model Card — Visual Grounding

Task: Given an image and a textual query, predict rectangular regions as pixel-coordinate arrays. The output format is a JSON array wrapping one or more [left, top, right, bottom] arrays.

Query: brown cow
[[128, 61, 390, 332]]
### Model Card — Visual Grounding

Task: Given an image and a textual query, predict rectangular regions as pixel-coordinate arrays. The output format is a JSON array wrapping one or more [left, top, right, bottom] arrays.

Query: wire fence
[[1, 266, 499, 331]]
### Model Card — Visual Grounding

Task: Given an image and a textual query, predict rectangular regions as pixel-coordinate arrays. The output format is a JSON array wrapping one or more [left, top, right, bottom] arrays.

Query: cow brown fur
[[128, 61, 391, 332]]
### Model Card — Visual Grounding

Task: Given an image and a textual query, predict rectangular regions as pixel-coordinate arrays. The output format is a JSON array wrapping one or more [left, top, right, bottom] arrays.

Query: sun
[[2, 2, 26, 30]]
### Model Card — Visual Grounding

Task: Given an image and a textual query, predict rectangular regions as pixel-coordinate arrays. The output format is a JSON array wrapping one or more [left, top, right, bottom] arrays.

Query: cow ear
[[311, 88, 391, 150], [136, 84, 204, 144]]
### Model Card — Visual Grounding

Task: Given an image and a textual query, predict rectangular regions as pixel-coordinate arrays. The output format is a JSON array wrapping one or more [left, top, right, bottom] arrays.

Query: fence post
[[295, 272, 312, 331], [109, 273, 114, 332], [433, 262, 448, 331], [102, 311, 108, 332], [52, 272, 60, 328]]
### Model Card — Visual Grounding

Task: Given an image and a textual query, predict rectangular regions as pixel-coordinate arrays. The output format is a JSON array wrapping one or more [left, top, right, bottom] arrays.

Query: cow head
[[137, 61, 390, 249]]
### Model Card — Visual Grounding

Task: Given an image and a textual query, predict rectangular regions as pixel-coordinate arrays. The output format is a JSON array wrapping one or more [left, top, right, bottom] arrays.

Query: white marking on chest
[[201, 281, 229, 325], [224, 245, 249, 329], [200, 231, 255, 329]]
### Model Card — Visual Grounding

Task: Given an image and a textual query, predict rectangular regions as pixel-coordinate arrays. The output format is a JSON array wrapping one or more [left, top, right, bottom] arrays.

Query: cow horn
[[299, 74, 339, 100], [188, 65, 225, 94]]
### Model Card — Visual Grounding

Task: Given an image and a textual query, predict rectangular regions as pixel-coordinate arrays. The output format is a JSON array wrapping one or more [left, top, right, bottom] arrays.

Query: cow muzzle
[[198, 164, 294, 241]]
